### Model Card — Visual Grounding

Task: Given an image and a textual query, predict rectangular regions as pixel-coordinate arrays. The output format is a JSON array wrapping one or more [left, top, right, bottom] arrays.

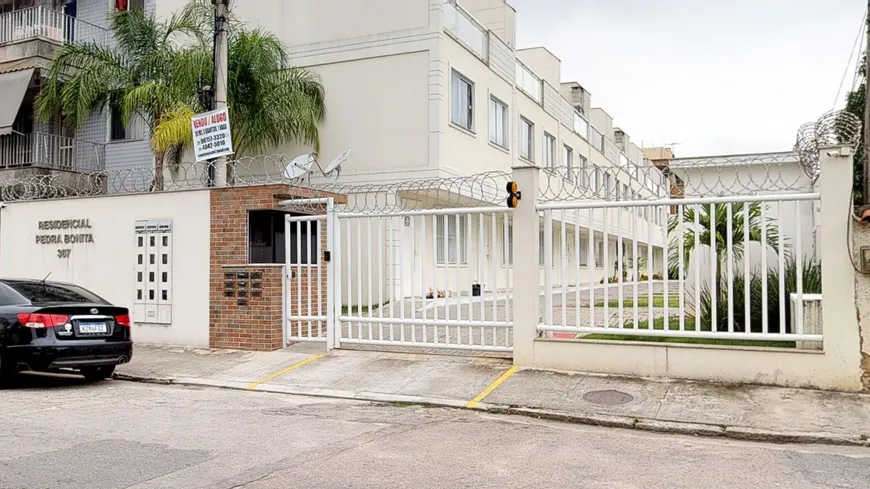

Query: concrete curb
[[113, 373, 870, 448]]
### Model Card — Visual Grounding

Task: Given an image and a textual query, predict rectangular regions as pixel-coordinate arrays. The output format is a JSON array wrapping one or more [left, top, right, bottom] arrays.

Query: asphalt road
[[1, 374, 869, 489]]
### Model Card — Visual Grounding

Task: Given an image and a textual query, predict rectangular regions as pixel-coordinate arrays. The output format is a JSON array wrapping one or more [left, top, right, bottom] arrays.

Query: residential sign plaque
[[191, 108, 234, 162]]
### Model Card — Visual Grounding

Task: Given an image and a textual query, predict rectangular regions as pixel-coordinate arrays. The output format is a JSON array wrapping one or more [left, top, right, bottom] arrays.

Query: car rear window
[[0, 283, 28, 306], [5, 282, 108, 305]]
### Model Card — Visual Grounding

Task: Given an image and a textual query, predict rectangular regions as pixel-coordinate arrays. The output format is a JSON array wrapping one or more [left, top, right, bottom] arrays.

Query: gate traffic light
[[506, 181, 521, 208]]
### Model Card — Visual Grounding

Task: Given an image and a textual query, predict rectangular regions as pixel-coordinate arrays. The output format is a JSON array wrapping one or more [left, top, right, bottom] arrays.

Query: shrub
[[698, 255, 821, 334]]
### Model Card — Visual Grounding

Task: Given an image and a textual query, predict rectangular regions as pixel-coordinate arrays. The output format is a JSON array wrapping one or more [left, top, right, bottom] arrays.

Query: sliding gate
[[284, 203, 514, 354]]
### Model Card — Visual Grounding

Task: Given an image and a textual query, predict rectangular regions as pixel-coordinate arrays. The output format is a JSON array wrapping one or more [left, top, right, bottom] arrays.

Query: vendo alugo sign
[[191, 108, 234, 162]]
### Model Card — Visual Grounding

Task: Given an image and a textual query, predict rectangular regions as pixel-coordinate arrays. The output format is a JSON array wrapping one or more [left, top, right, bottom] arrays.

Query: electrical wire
[[832, 9, 867, 109]]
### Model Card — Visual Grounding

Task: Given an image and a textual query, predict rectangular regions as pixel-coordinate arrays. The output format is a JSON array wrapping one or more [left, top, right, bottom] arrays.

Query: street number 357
[[57, 249, 71, 258]]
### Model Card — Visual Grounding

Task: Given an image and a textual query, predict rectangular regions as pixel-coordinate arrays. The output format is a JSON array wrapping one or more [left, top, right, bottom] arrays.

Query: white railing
[[0, 6, 109, 46], [589, 126, 604, 153], [334, 207, 514, 352], [444, 1, 488, 61], [515, 61, 543, 103], [0, 132, 106, 172], [573, 112, 589, 140], [536, 193, 821, 343]]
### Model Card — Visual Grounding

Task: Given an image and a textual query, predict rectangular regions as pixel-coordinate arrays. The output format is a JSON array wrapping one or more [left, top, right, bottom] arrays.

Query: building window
[[563, 145, 573, 181], [623, 184, 629, 202], [503, 220, 513, 265], [519, 117, 534, 161], [116, 0, 144, 11], [489, 96, 508, 148], [539, 230, 545, 266], [592, 166, 601, 193], [450, 70, 474, 131], [543, 133, 555, 168], [436, 215, 467, 264], [594, 239, 603, 268], [578, 155, 588, 188], [249, 210, 319, 265], [578, 235, 588, 266], [604, 173, 612, 200], [110, 103, 127, 141]]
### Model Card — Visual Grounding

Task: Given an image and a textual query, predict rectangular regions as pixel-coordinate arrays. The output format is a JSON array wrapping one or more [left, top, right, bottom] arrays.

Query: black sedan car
[[0, 279, 132, 382]]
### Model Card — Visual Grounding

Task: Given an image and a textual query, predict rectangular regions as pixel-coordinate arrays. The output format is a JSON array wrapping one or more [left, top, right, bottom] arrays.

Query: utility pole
[[212, 0, 230, 187], [864, 0, 870, 204]]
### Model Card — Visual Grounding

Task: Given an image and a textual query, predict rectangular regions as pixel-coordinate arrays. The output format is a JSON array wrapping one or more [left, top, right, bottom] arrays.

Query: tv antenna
[[281, 149, 351, 181]]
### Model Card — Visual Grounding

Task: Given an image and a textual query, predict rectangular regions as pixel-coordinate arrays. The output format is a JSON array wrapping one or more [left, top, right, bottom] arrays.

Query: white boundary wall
[[0, 190, 212, 347], [511, 147, 865, 391]]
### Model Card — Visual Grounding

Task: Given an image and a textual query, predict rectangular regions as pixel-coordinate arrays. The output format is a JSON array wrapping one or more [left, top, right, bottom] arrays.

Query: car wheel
[[0, 353, 17, 384], [81, 365, 116, 382]]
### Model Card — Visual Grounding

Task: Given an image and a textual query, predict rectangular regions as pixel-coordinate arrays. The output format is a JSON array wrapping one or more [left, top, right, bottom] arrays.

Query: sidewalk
[[117, 343, 870, 447]]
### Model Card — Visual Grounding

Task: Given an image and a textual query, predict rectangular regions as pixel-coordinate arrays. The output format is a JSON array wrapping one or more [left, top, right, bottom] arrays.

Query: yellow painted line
[[246, 353, 326, 391], [465, 365, 519, 409]]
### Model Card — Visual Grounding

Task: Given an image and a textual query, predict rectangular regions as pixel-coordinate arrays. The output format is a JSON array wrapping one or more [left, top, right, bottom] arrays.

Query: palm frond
[[151, 105, 197, 153]]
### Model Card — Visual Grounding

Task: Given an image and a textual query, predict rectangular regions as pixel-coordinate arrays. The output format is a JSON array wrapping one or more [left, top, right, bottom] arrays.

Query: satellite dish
[[322, 148, 351, 176], [283, 153, 315, 179]]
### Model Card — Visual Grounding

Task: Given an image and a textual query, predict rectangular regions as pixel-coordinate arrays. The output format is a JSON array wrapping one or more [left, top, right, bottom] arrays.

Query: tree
[[36, 5, 213, 190], [36, 1, 326, 189], [843, 55, 866, 206], [150, 10, 326, 173], [667, 202, 783, 279]]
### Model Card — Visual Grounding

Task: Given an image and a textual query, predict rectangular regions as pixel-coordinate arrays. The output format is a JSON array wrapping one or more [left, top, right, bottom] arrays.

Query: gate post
[[326, 197, 337, 351], [511, 165, 540, 366]]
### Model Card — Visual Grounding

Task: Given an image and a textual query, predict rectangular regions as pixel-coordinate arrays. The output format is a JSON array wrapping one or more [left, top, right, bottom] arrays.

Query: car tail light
[[18, 313, 69, 329], [115, 314, 131, 327]]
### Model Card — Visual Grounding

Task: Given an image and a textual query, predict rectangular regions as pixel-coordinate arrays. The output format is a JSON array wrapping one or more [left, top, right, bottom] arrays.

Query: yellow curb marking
[[246, 353, 326, 391], [465, 365, 519, 409]]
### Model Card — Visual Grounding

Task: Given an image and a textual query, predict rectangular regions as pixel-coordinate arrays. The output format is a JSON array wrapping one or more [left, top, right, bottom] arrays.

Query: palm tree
[[37, 1, 325, 189], [667, 202, 784, 279], [149, 15, 327, 176], [36, 5, 212, 190]]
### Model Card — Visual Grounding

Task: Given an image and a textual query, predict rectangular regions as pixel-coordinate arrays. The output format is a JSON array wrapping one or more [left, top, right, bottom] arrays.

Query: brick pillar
[[208, 185, 342, 351]]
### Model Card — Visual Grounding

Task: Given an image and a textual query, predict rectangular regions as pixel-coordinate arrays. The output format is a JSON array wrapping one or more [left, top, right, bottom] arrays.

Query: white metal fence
[[281, 155, 828, 356], [335, 207, 513, 352], [536, 192, 821, 344]]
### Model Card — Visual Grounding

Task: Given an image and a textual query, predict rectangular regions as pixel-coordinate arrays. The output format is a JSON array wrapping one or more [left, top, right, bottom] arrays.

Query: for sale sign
[[191, 108, 234, 162]]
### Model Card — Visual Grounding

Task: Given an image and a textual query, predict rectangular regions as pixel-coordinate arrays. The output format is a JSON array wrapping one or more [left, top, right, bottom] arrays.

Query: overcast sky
[[509, 0, 865, 158]]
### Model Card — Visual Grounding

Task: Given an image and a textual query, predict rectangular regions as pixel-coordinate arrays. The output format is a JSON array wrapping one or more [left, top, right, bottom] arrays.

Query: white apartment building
[[4, 0, 666, 303], [150, 0, 670, 303]]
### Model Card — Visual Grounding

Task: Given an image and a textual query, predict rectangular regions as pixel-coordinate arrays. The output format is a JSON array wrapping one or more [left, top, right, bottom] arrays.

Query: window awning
[[0, 69, 35, 136]]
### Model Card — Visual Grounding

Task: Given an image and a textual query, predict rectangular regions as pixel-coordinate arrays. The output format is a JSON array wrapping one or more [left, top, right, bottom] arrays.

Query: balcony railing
[[0, 6, 109, 47], [444, 1, 488, 61], [515, 60, 543, 103], [0, 132, 106, 172]]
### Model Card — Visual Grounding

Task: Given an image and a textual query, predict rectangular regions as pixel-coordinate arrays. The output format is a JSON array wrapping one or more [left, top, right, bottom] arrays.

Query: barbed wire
[[0, 156, 513, 214], [795, 109, 862, 180], [2, 108, 862, 210]]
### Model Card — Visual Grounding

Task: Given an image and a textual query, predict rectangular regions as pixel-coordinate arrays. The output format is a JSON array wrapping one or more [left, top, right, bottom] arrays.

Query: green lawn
[[594, 295, 681, 308], [582, 317, 796, 349]]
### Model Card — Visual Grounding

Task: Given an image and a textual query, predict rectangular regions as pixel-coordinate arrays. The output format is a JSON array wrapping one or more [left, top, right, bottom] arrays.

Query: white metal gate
[[284, 211, 331, 344], [284, 202, 514, 354]]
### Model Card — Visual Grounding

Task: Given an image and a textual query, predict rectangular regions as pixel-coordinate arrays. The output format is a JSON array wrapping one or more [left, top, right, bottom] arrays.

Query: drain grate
[[582, 389, 634, 406]]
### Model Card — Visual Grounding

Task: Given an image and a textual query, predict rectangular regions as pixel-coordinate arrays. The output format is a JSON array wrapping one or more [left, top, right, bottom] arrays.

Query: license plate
[[78, 322, 107, 334]]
